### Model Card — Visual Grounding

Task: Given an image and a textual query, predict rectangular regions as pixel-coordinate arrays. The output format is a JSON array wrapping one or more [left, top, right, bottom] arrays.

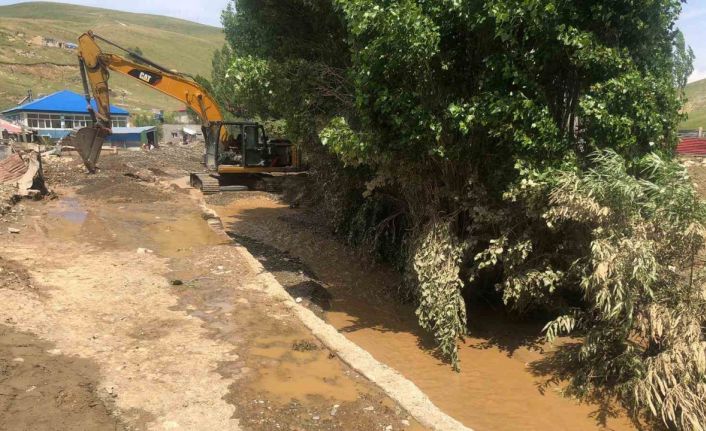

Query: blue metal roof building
[[1, 90, 130, 140]]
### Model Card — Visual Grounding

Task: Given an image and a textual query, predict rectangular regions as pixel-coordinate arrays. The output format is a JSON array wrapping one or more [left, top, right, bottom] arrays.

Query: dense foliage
[[214, 0, 704, 428], [542, 151, 706, 430]]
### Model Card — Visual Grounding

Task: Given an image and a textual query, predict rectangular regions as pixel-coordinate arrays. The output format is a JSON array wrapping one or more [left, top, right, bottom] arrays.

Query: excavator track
[[261, 176, 284, 193], [189, 173, 221, 194]]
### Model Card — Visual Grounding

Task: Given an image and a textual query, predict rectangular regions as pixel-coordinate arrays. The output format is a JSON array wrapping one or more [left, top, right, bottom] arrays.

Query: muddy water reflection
[[40, 194, 226, 256], [215, 195, 638, 431], [48, 197, 88, 223], [249, 334, 368, 403]]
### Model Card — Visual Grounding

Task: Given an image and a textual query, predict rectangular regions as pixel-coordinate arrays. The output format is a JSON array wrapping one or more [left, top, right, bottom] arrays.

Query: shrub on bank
[[215, 0, 704, 428]]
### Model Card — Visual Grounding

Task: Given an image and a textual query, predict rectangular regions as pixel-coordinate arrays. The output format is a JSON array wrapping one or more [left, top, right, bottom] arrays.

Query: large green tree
[[217, 1, 705, 428]]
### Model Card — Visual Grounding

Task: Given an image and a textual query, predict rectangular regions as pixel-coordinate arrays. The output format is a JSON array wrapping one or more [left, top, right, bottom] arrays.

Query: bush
[[472, 150, 706, 428], [216, 1, 704, 428], [543, 151, 706, 430]]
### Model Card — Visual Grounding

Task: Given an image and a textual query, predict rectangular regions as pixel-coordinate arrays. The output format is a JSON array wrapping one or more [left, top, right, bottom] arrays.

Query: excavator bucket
[[73, 127, 108, 173]]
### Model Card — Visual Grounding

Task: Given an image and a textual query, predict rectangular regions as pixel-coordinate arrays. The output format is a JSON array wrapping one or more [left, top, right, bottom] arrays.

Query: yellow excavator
[[72, 31, 300, 193]]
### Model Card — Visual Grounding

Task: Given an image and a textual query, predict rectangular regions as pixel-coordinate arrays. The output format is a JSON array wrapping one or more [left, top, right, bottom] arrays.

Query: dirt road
[[0, 149, 421, 431]]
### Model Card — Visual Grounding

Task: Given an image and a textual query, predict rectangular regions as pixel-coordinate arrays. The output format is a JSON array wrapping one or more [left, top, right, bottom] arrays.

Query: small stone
[[7, 228, 20, 234], [330, 405, 340, 417], [12, 357, 24, 363], [162, 421, 180, 430], [363, 406, 374, 412], [26, 385, 36, 392], [295, 297, 303, 303], [170, 279, 184, 286], [401, 419, 410, 427], [136, 248, 153, 254], [312, 416, 320, 421], [385, 426, 392, 431], [46, 349, 62, 356]]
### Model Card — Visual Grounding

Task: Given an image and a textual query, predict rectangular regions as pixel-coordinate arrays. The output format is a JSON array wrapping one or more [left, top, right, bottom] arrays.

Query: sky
[[0, 0, 704, 82], [678, 2, 706, 83], [0, 0, 230, 27]]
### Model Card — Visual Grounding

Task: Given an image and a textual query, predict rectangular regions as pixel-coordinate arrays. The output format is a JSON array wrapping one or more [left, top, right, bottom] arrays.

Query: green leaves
[[543, 150, 706, 430], [320, 117, 371, 166], [413, 221, 468, 370], [219, 2, 704, 425]]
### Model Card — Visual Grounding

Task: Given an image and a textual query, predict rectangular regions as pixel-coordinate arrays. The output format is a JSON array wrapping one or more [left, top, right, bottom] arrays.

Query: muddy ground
[[0, 145, 422, 431], [0, 255, 126, 430], [3, 143, 698, 431]]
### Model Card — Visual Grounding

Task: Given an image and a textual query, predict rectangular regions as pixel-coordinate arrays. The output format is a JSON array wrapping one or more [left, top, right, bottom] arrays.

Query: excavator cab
[[208, 122, 298, 173], [188, 121, 300, 193]]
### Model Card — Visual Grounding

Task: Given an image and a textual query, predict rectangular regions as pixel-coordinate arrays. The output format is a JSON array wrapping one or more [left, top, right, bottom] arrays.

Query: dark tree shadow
[[528, 343, 656, 431]]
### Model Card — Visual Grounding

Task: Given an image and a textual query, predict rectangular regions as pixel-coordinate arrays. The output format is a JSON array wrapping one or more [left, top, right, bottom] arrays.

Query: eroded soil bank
[[0, 150, 422, 431], [211, 193, 639, 431]]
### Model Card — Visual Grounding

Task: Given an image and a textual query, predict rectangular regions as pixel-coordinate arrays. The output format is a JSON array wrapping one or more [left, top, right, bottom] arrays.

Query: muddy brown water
[[213, 194, 639, 431]]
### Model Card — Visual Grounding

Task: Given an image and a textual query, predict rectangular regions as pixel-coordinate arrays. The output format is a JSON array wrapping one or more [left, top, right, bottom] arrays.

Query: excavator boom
[[74, 31, 223, 172]]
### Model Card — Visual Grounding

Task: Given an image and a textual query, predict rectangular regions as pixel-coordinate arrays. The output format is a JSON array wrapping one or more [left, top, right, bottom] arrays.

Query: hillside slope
[[683, 78, 706, 130], [0, 2, 224, 112]]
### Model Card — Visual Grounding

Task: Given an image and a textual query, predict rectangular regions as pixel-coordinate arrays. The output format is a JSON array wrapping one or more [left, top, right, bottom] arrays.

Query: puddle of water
[[146, 213, 228, 257], [248, 334, 368, 404], [48, 197, 88, 223], [169, 267, 384, 416], [38, 196, 226, 257], [41, 197, 115, 245], [216, 196, 638, 431]]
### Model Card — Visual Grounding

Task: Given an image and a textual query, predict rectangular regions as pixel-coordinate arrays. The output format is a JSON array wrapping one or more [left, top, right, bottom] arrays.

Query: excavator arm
[[74, 31, 224, 172]]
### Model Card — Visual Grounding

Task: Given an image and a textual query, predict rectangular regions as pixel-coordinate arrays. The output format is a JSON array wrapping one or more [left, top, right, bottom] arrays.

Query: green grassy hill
[[0, 1, 224, 113], [683, 78, 706, 130]]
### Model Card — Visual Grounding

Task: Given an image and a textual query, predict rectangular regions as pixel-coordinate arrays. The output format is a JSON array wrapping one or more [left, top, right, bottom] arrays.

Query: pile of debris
[[0, 145, 47, 215], [0, 183, 19, 218]]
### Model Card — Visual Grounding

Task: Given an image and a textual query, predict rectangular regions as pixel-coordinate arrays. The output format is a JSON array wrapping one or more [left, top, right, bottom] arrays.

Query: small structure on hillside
[[28, 35, 77, 50], [107, 126, 157, 150], [2, 90, 129, 141]]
